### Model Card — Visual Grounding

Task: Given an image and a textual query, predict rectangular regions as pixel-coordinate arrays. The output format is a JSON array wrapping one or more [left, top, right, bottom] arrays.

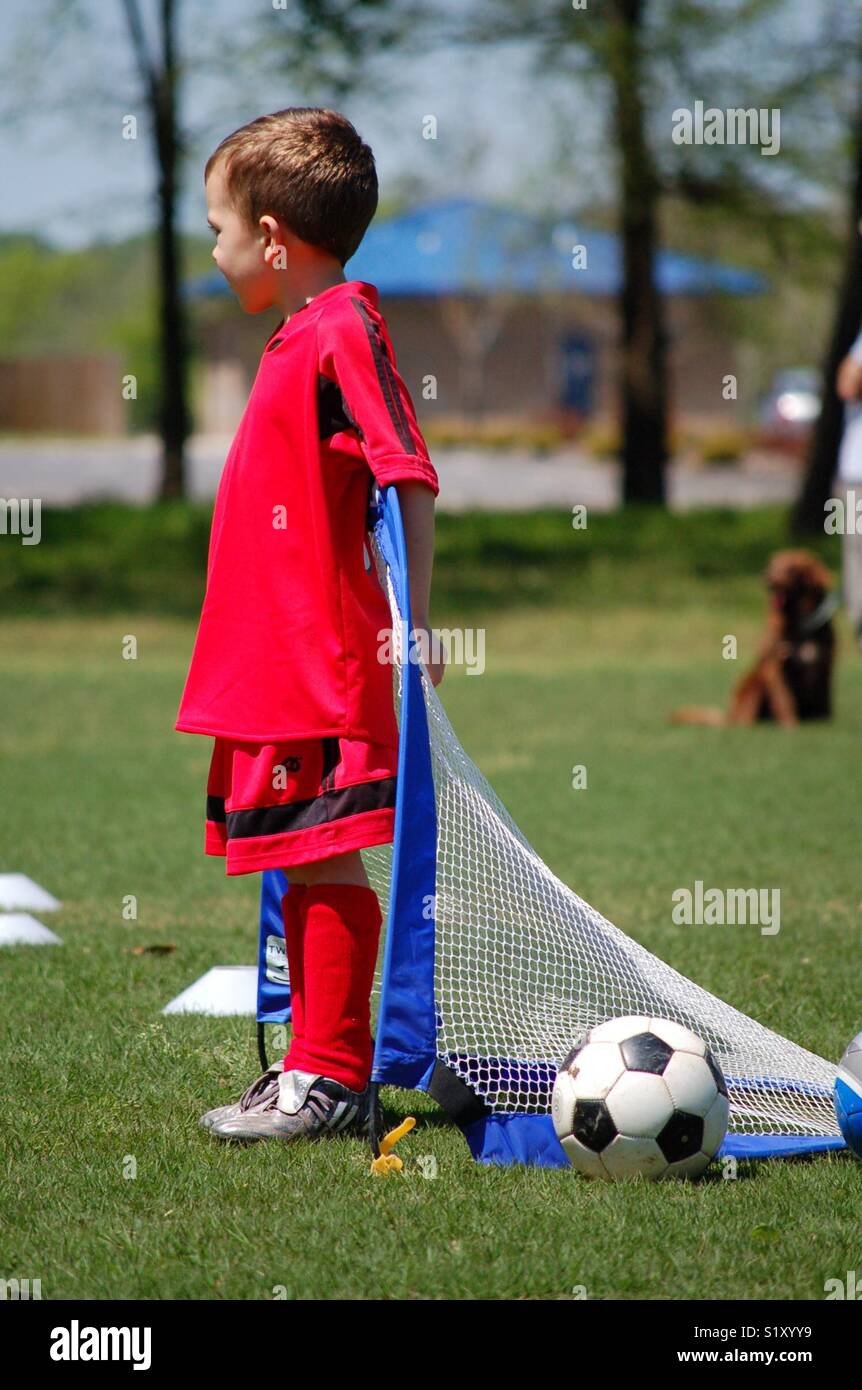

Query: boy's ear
[[259, 213, 280, 246]]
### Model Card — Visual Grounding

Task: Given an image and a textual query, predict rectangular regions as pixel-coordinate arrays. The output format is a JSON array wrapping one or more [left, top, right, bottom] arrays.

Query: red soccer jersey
[[175, 279, 439, 745]]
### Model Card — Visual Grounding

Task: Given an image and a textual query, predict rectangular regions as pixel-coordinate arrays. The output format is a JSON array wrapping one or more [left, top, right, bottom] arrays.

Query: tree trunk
[[154, 0, 189, 500], [608, 0, 669, 505], [792, 97, 862, 535]]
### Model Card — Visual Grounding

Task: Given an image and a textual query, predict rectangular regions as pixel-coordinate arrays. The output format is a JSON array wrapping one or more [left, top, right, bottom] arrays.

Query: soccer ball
[[834, 1031, 862, 1159], [552, 1015, 729, 1181]]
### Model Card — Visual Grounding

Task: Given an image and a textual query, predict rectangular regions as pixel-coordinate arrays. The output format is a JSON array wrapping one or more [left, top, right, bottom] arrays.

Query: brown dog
[[671, 550, 836, 728]]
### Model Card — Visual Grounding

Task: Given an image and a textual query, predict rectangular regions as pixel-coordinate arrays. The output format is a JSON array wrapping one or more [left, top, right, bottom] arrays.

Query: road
[[0, 437, 802, 511]]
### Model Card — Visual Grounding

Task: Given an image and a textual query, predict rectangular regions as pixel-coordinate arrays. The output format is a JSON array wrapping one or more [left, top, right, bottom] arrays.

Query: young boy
[[175, 107, 443, 1143]]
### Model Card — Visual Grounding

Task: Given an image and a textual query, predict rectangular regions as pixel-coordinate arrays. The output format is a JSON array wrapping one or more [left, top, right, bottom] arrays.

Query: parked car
[[759, 368, 821, 441]]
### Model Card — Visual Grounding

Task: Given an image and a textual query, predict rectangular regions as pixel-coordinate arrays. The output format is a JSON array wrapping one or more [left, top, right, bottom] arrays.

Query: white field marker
[[0, 874, 62, 912], [0, 914, 63, 947], [162, 966, 258, 1017]]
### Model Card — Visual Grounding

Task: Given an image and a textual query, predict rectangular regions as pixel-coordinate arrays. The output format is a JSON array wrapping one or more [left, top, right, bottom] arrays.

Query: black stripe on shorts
[[224, 777, 396, 842], [320, 736, 340, 792]]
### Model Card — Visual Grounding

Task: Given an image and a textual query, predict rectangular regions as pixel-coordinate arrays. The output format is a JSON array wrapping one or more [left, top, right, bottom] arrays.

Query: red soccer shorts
[[205, 734, 398, 874]]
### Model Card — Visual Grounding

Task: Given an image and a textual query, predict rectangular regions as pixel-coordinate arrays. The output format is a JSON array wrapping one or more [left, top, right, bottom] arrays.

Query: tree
[[792, 35, 862, 533], [441, 0, 789, 506], [2, 0, 421, 499], [118, 0, 419, 499], [606, 0, 668, 504], [651, 0, 862, 535], [122, 0, 188, 499]]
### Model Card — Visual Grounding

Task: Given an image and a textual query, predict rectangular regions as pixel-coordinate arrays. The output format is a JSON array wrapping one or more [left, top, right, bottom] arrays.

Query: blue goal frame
[[255, 485, 845, 1166]]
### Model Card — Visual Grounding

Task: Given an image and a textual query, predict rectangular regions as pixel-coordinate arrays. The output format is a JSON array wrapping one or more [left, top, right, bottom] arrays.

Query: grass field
[[2, 507, 861, 1300]]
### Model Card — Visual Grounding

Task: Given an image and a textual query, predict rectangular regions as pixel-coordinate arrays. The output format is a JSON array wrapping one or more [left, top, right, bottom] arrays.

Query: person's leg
[[207, 733, 395, 1139], [843, 502, 862, 652], [286, 850, 382, 1092], [288, 849, 370, 888], [280, 845, 364, 1061], [280, 882, 307, 1068]]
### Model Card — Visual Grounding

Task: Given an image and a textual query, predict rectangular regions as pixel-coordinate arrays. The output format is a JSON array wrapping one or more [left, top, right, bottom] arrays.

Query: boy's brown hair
[[206, 107, 378, 267]]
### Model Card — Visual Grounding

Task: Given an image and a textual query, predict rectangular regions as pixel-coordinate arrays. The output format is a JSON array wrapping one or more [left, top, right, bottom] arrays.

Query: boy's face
[[205, 159, 280, 314]]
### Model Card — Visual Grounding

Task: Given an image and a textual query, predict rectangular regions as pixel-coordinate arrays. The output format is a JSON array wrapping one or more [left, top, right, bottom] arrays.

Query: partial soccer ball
[[834, 1031, 862, 1159], [552, 1016, 729, 1181]]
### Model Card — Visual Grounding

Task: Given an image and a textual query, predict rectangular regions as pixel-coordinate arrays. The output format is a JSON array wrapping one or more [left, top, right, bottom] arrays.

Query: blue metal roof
[[190, 195, 768, 299]]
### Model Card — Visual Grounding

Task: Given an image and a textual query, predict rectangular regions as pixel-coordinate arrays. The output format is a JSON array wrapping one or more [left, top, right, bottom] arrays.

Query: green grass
[[0, 499, 842, 617], [1, 515, 861, 1299]]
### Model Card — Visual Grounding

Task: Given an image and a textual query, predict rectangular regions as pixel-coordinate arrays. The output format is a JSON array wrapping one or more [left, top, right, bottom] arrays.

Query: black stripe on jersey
[[206, 795, 227, 823], [318, 373, 362, 442], [349, 297, 417, 455], [224, 776, 397, 840], [365, 473, 380, 531], [381, 355, 416, 450], [265, 319, 286, 351]]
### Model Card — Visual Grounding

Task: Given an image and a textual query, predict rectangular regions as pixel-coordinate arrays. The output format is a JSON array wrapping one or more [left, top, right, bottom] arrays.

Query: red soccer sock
[[286, 883, 382, 1093], [280, 883, 307, 1070]]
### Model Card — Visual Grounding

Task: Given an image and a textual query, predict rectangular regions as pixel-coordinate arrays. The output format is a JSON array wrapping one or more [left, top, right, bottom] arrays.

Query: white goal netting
[[362, 537, 839, 1139]]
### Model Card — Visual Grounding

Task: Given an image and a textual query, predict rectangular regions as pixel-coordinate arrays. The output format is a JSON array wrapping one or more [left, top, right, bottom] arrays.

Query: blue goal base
[[460, 1112, 847, 1168]]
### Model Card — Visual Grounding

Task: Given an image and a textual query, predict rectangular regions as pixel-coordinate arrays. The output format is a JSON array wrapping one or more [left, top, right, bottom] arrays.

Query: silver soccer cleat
[[199, 1063, 283, 1131], [209, 1068, 382, 1143]]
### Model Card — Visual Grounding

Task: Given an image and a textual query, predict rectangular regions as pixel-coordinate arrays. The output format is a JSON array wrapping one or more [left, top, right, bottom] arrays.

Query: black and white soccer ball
[[552, 1016, 729, 1181]]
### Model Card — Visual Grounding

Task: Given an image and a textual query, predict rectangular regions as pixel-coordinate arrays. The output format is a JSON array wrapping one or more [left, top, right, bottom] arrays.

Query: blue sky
[[0, 0, 845, 250], [0, 0, 602, 249]]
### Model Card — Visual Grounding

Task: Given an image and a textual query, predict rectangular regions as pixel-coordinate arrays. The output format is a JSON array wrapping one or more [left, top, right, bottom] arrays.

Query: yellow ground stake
[[370, 1116, 416, 1175]]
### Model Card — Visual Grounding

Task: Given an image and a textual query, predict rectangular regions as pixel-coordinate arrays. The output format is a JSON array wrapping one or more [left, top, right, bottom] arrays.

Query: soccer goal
[[257, 484, 843, 1167]]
